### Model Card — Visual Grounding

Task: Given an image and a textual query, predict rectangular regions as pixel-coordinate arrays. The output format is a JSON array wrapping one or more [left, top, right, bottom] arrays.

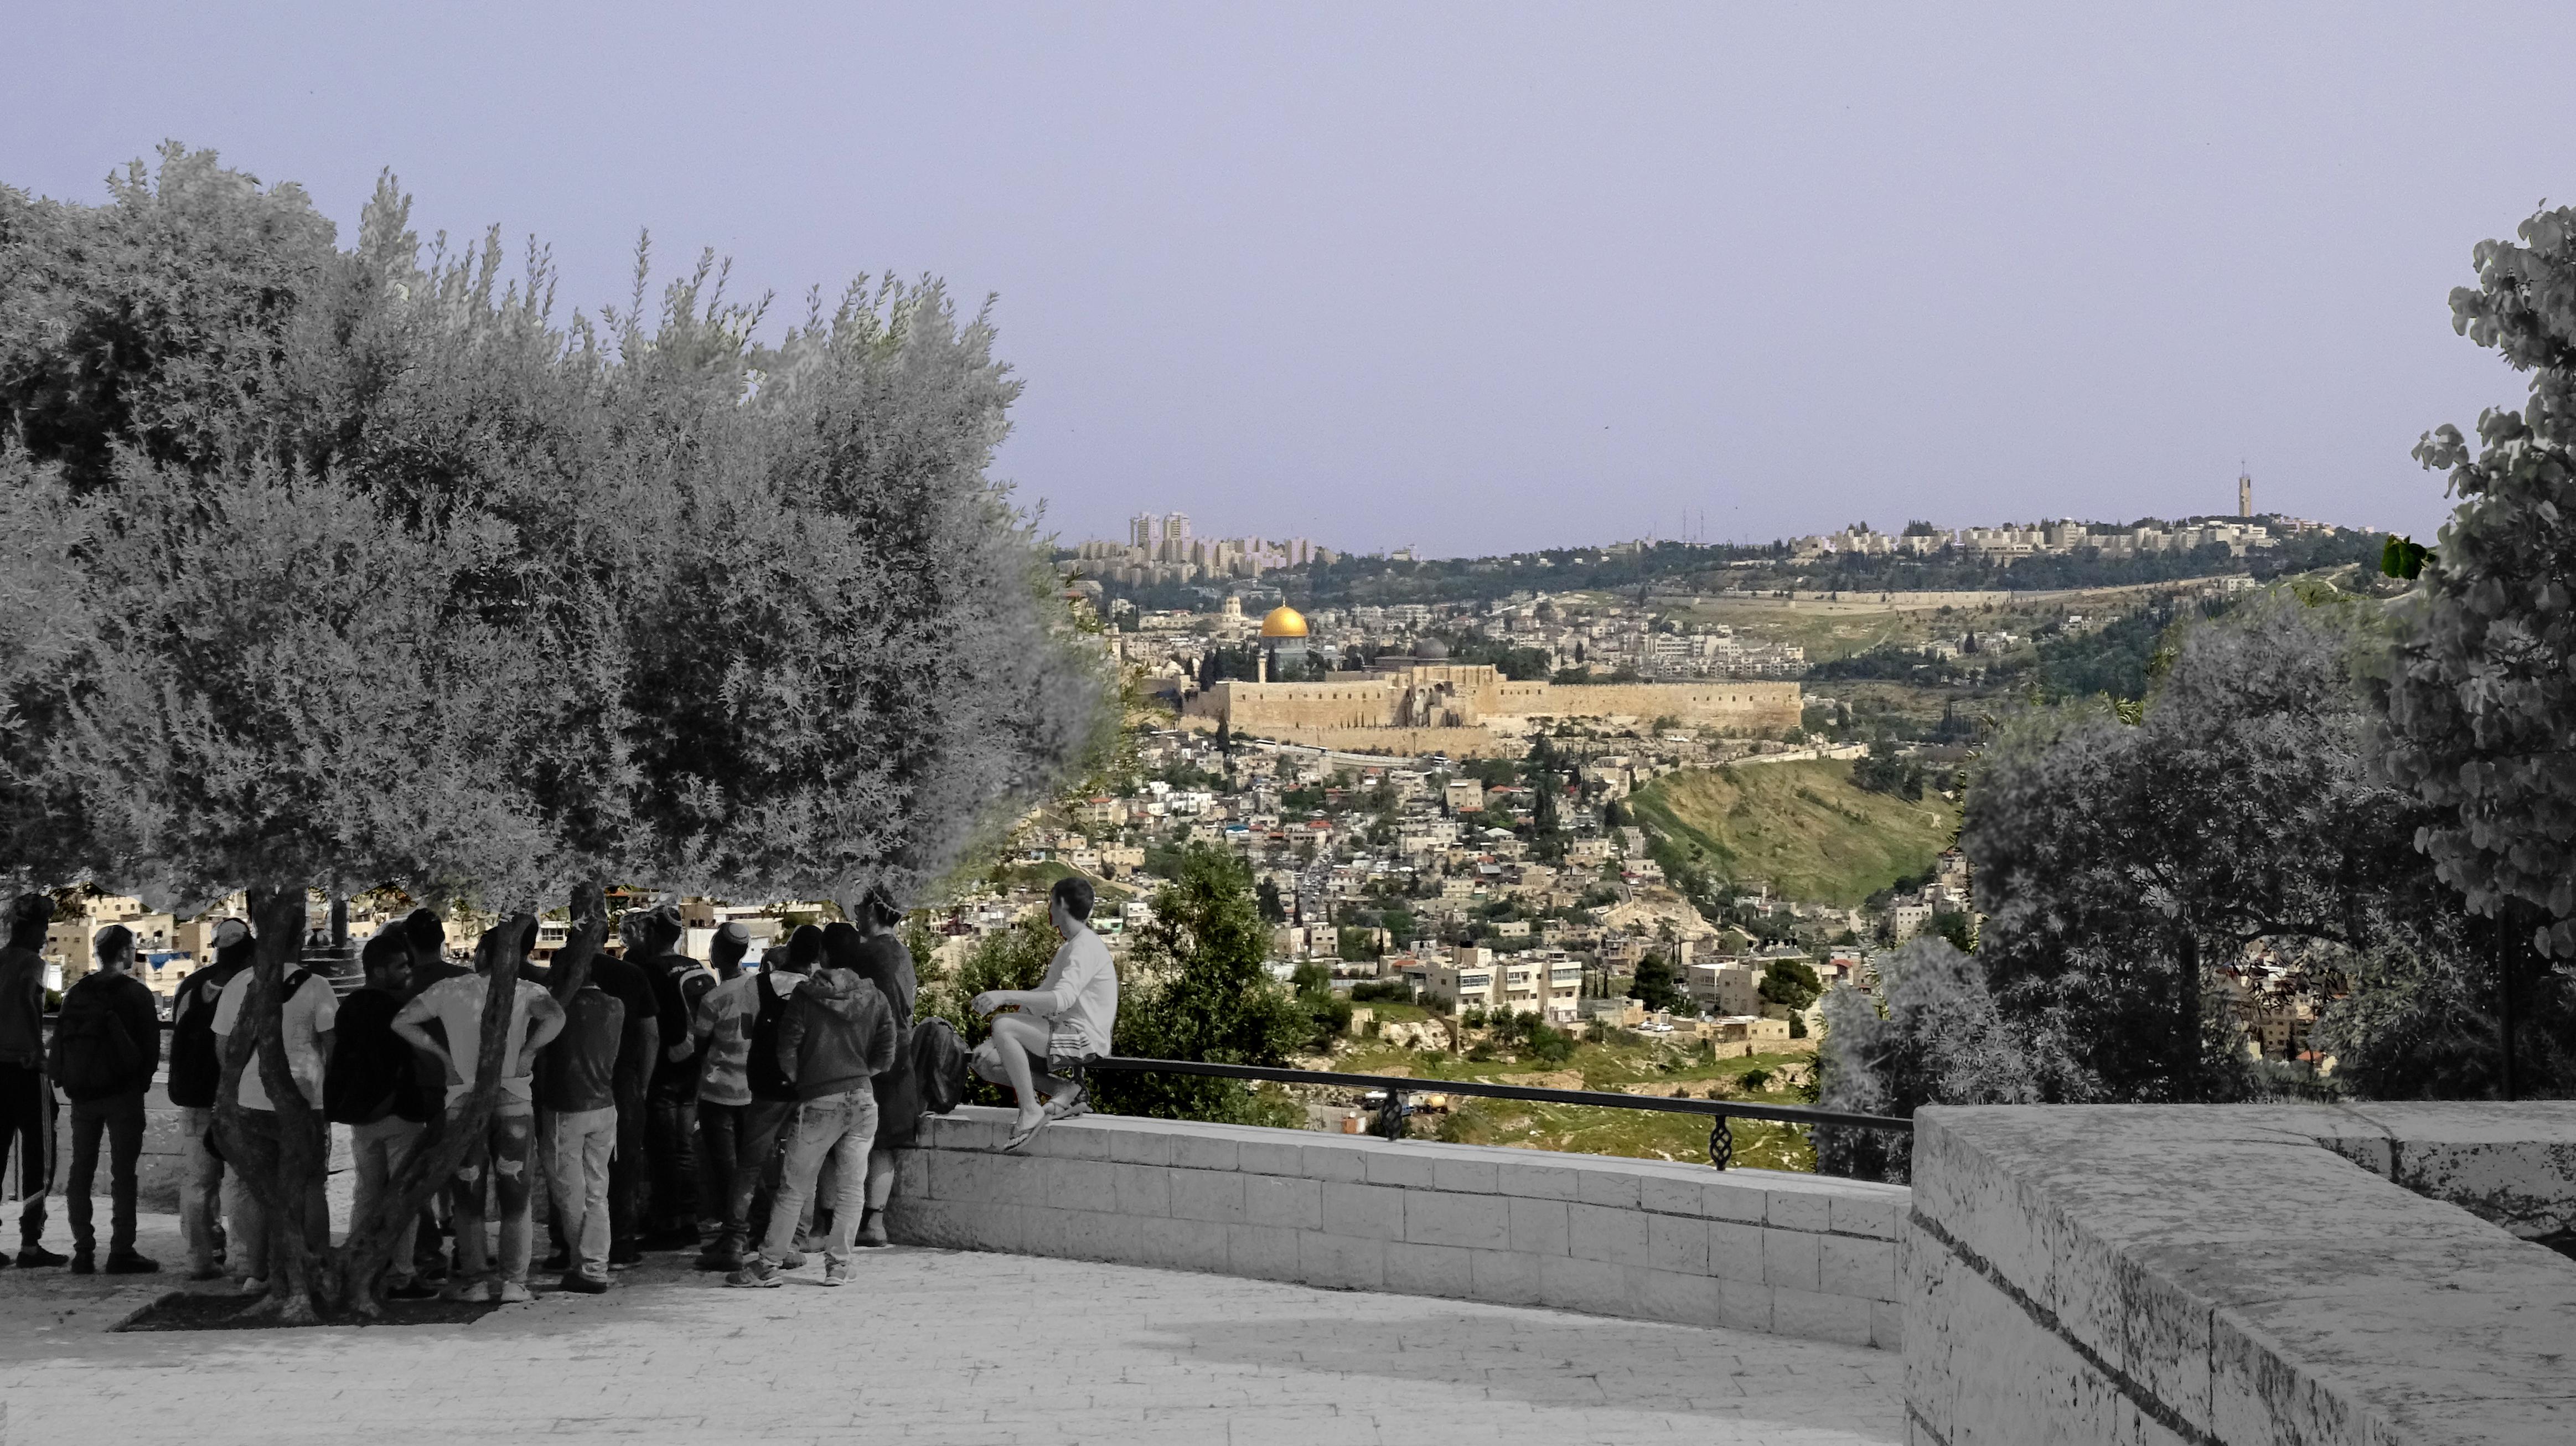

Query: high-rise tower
[[2238, 470, 2253, 518]]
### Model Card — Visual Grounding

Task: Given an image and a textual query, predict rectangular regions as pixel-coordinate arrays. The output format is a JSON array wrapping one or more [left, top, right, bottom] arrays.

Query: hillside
[[1625, 759, 1957, 907]]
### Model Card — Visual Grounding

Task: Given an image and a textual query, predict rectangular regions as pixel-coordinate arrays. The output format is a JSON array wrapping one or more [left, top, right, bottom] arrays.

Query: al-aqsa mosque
[[1188, 607, 1801, 755]]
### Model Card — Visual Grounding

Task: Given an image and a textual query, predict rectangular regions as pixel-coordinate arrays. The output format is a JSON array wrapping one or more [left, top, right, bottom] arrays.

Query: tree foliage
[[2383, 203, 2576, 962], [1814, 937, 2077, 1182], [1101, 847, 1306, 1124], [1965, 595, 2468, 1103]]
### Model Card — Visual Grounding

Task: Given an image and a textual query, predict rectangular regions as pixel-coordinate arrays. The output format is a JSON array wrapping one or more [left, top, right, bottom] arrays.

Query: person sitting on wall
[[970, 877, 1118, 1151]]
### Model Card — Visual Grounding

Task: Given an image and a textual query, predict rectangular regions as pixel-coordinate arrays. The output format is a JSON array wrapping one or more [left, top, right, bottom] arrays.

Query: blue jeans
[[759, 1090, 878, 1266]]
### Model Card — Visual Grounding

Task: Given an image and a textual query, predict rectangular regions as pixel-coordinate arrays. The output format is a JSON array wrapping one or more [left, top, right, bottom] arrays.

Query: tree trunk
[[2174, 932, 2203, 1102], [216, 893, 581, 1322], [2499, 910, 2520, 1103], [211, 887, 331, 1325], [324, 910, 596, 1319]]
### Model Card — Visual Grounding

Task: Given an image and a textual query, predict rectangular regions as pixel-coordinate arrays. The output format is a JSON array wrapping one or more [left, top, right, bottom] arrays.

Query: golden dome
[[1260, 605, 1310, 639]]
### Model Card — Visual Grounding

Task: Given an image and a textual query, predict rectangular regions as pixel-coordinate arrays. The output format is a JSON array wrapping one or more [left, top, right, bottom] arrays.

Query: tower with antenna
[[2238, 467, 2253, 518]]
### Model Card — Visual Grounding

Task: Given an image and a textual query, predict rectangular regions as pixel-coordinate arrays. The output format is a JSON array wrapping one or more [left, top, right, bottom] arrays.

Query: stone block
[[1507, 1196, 1569, 1257], [1048, 1158, 1119, 1215], [1765, 1186, 1834, 1235], [1057, 1207, 1145, 1263], [1709, 1220, 1766, 1283], [1319, 1181, 1406, 1241], [1168, 1168, 1246, 1225], [1764, 1227, 1819, 1292], [1818, 1233, 1897, 1303], [893, 1148, 930, 1200], [1108, 1126, 1176, 1166], [1568, 1201, 1651, 1267], [1298, 1229, 1385, 1290], [1297, 1140, 1370, 1183], [1111, 1161, 1171, 1217], [1150, 1215, 1232, 1273], [1871, 1298, 1905, 1354], [1646, 1212, 1709, 1276], [1574, 1165, 1644, 1210], [1404, 1190, 1508, 1249], [1171, 1133, 1240, 1173], [1235, 1137, 1303, 1176], [1032, 1119, 1115, 1160], [1773, 1286, 1876, 1349], [1715, 1276, 1773, 1334], [1227, 1223, 1302, 1282], [1627, 1266, 1721, 1328], [1538, 1252, 1630, 1316], [1244, 1173, 1323, 1231], [1470, 1246, 1543, 1305], [1385, 1240, 1476, 1298], [1430, 1156, 1501, 1194], [1495, 1157, 1584, 1201], [1362, 1148, 1439, 1189], [1829, 1191, 1900, 1240]]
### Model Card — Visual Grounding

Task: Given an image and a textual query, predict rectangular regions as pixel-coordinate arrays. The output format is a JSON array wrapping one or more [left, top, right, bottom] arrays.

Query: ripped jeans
[[453, 1106, 536, 1287]]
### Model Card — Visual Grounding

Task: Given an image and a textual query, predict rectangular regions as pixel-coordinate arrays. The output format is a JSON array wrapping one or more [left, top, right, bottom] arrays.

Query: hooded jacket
[[774, 965, 899, 1102]]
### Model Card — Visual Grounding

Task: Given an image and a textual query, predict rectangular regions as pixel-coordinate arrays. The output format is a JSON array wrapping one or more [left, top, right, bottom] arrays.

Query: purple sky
[[10, 4, 2573, 557]]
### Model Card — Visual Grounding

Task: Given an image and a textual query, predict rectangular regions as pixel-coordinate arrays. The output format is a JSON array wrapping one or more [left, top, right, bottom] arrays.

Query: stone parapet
[[1903, 1102, 2576, 1445], [886, 1106, 1910, 1349]]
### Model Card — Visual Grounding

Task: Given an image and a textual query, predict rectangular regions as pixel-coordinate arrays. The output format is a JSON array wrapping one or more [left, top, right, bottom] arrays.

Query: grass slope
[[1627, 758, 1957, 906]]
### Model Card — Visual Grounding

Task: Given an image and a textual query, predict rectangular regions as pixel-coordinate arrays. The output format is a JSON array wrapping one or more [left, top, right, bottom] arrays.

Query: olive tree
[[0, 147, 1113, 1315]]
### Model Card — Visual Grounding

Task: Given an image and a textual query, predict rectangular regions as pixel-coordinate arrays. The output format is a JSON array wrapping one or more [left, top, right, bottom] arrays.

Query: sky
[[8, 3, 2573, 557]]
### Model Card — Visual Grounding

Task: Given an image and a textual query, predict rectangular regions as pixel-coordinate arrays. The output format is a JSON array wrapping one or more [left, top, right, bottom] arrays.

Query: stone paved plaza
[[0, 1197, 1904, 1445]]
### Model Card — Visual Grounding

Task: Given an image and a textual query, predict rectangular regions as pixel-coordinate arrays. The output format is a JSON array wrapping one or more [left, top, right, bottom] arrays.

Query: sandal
[[1003, 1113, 1051, 1152]]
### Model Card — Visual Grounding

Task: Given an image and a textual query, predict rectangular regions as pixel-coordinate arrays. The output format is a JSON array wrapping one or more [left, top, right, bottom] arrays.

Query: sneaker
[[821, 1258, 849, 1287], [439, 1277, 494, 1302], [856, 1211, 889, 1248], [779, 1248, 806, 1271], [238, 1276, 269, 1297], [724, 1257, 782, 1289], [69, 1251, 95, 1275], [188, 1265, 226, 1282], [104, 1252, 159, 1275], [558, 1272, 609, 1295], [608, 1241, 644, 1267], [540, 1248, 572, 1272], [17, 1244, 68, 1268], [384, 1280, 439, 1301], [694, 1242, 743, 1273], [495, 1280, 534, 1304]]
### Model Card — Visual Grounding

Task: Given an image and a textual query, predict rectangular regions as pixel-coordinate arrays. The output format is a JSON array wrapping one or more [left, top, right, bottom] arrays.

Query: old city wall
[[1190, 681, 1396, 730], [1527, 681, 1802, 731]]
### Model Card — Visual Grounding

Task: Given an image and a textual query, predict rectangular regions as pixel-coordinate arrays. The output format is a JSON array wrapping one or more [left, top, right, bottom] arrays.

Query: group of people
[[0, 875, 1118, 1300]]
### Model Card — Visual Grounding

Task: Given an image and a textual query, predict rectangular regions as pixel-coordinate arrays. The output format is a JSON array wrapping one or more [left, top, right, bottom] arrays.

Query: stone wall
[[1526, 680, 1803, 731], [1904, 1102, 2576, 1445], [888, 1106, 1910, 1349]]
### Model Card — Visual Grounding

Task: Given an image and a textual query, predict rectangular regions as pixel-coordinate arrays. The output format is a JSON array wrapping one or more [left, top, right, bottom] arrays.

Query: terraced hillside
[[1626, 758, 1957, 906]]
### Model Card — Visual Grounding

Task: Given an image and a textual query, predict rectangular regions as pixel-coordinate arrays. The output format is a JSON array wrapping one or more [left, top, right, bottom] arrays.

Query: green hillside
[[1626, 759, 1957, 907]]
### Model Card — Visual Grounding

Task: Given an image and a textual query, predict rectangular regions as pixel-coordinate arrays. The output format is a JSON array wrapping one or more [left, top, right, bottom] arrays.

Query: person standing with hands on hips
[[970, 877, 1117, 1152]]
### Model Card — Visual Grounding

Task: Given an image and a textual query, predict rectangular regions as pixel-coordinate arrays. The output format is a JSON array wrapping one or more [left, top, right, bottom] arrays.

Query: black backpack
[[165, 971, 230, 1108], [913, 1017, 968, 1115], [50, 980, 140, 1101]]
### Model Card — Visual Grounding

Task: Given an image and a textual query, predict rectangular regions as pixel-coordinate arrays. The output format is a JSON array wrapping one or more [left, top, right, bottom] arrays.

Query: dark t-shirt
[[536, 987, 624, 1114], [586, 953, 658, 1083], [325, 987, 431, 1124], [643, 951, 713, 1096]]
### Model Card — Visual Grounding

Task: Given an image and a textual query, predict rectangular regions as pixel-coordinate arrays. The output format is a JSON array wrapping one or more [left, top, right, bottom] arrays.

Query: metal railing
[[1071, 1055, 1910, 1170]]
